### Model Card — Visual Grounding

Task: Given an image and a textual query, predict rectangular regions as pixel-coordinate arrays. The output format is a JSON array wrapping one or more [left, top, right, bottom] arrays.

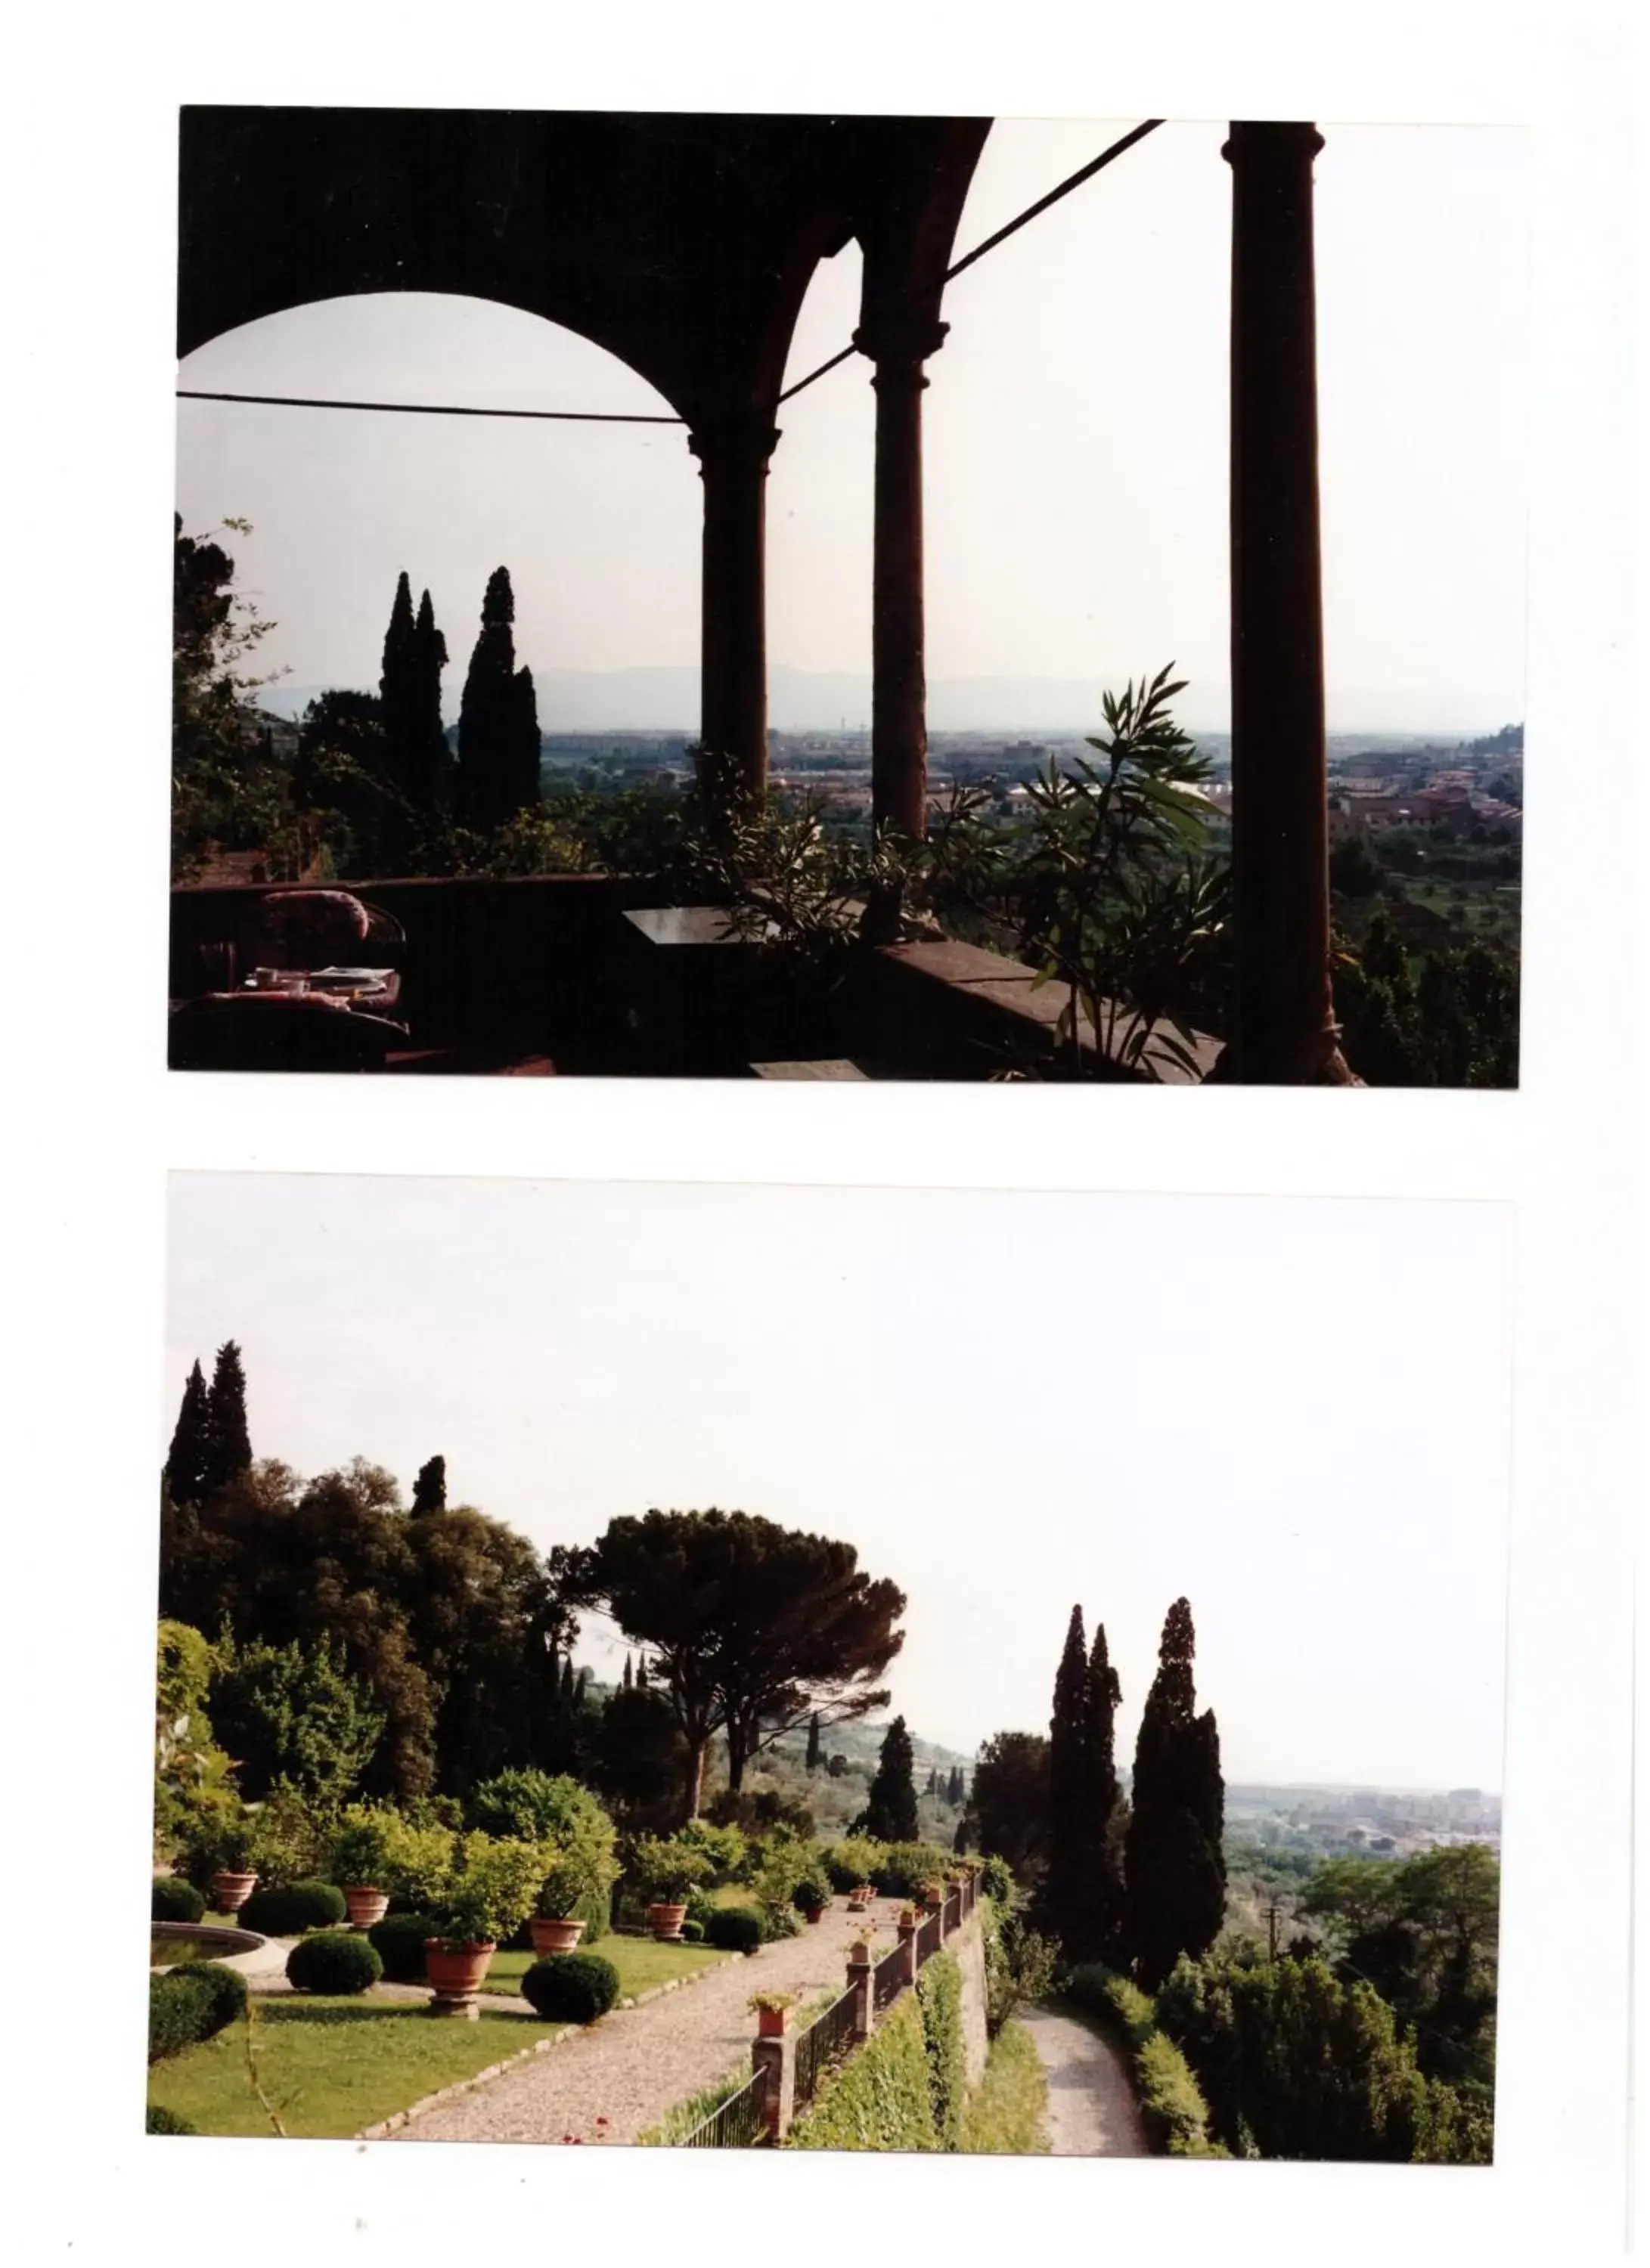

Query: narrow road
[[1019, 2004, 1151, 2157], [390, 1897, 904, 2148]]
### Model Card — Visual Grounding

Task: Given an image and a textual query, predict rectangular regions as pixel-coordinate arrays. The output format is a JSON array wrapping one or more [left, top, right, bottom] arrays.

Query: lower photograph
[[149, 1173, 1510, 2162]]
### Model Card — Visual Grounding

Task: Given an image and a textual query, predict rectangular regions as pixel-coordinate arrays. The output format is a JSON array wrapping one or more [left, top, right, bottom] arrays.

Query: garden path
[[390, 1896, 905, 2148], [1018, 2004, 1150, 2157]]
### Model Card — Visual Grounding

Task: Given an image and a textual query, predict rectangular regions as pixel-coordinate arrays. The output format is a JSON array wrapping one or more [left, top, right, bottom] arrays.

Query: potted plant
[[328, 1807, 400, 1929], [794, 1878, 828, 1926], [529, 1858, 592, 1956], [426, 1834, 545, 2016], [527, 1789, 620, 1954], [749, 1991, 796, 2038], [631, 1836, 714, 1941], [920, 1879, 946, 1911], [848, 1880, 875, 1911], [202, 1819, 261, 1915]]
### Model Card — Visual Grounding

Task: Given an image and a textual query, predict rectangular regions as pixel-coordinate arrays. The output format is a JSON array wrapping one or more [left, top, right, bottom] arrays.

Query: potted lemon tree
[[426, 1834, 546, 2017], [328, 1807, 402, 1929], [529, 1783, 620, 1955], [631, 1835, 715, 1941]]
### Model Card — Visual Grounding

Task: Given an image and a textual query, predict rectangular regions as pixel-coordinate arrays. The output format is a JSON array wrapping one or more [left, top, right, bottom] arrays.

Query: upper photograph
[[169, 110, 1527, 1083]]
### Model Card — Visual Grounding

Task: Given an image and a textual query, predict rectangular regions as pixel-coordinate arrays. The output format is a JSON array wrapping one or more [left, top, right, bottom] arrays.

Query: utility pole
[[1266, 1901, 1281, 1962]]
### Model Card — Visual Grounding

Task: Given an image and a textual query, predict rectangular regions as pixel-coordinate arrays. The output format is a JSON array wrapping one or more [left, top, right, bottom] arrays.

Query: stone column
[[751, 2025, 796, 2143], [896, 1910, 919, 1991], [689, 411, 780, 810], [846, 1938, 876, 2042], [854, 311, 949, 905], [1223, 122, 1354, 1083]]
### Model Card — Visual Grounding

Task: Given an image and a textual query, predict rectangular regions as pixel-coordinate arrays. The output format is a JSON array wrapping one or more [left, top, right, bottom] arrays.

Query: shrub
[[148, 1963, 248, 2064], [793, 1876, 828, 1915], [1065, 1964, 1224, 2158], [145, 2103, 198, 2135], [368, 1910, 438, 1983], [978, 1854, 1016, 1905], [520, 1952, 621, 2024], [790, 1990, 939, 2152], [679, 1917, 705, 1943], [822, 1836, 882, 1893], [286, 1929, 383, 1995], [374, 1815, 457, 1910], [240, 1879, 347, 1935], [870, 1842, 956, 1899], [917, 1950, 968, 2149], [677, 1817, 747, 1882], [328, 1804, 403, 1888], [631, 1833, 716, 1905], [151, 1877, 206, 1925], [434, 1833, 547, 1948], [706, 1905, 765, 1954]]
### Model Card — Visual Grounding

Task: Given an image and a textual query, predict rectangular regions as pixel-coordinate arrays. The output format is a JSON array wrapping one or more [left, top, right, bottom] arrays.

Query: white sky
[[165, 1174, 1512, 1790], [175, 119, 1530, 735]]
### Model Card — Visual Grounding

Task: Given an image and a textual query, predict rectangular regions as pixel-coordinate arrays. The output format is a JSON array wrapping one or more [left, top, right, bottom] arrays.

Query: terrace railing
[[792, 1987, 860, 2115], [873, 1946, 905, 2012], [915, 1911, 942, 1967], [682, 2068, 770, 2149]]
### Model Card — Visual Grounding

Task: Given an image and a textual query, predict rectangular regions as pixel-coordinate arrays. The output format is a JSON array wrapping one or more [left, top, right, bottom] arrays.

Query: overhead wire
[[174, 120, 1163, 428]]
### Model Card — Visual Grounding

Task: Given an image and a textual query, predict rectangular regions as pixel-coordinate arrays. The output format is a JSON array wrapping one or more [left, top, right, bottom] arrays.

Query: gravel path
[[1019, 2005, 1151, 2158], [391, 1898, 901, 2148]]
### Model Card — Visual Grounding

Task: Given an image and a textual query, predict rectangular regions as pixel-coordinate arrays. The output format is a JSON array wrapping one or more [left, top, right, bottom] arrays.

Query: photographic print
[[169, 110, 1527, 1083], [150, 1176, 1509, 2159]]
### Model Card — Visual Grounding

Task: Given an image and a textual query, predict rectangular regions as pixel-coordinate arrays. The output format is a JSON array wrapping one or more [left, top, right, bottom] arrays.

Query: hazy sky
[[165, 1175, 1512, 1789], [175, 119, 1530, 734]]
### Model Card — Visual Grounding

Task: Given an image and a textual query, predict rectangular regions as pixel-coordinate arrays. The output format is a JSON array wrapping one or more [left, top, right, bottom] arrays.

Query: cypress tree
[[635, 1656, 648, 1689], [806, 1710, 821, 1771], [622, 1653, 634, 1693], [411, 1455, 446, 1515], [560, 1656, 575, 1707], [1045, 1604, 1090, 1947], [411, 587, 451, 812], [1082, 1621, 1125, 1959], [1125, 1597, 1227, 1988], [862, 1715, 920, 1842], [201, 1340, 251, 1495], [573, 1668, 588, 1709], [164, 1358, 212, 1506], [456, 566, 540, 830]]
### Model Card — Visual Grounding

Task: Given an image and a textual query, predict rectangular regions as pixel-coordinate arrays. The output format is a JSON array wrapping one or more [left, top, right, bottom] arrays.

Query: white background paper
[[3, 1, 1639, 2260]]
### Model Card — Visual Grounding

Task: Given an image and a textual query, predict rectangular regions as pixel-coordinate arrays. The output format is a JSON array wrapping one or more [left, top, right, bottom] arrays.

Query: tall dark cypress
[[559, 1656, 575, 1707], [411, 588, 451, 812], [1045, 1604, 1090, 1947], [1124, 1597, 1227, 1988], [164, 1358, 212, 1505], [862, 1715, 920, 1842], [411, 1455, 446, 1515], [1082, 1622, 1125, 1959], [201, 1340, 252, 1495], [622, 1653, 634, 1693], [457, 566, 541, 830], [381, 574, 451, 838], [950, 1765, 965, 1806], [806, 1711, 821, 1771]]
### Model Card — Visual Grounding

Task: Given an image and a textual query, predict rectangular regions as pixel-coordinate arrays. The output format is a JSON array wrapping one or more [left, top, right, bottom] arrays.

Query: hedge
[[706, 1905, 765, 1954], [917, 1951, 968, 2150], [789, 1989, 939, 2152], [240, 1880, 348, 1936], [520, 1952, 621, 2024], [286, 1930, 383, 1994], [151, 1877, 206, 1925], [148, 1964, 249, 2065], [1065, 1964, 1225, 2158]]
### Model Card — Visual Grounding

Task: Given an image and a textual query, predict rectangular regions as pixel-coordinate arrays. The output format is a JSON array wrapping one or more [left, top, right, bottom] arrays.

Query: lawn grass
[[146, 1994, 565, 2139], [476, 1935, 728, 1999], [960, 2022, 1050, 2155]]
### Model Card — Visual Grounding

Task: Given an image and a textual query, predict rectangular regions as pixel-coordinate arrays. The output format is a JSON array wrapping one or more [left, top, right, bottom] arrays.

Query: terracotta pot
[[343, 1886, 389, 1929], [649, 1901, 687, 1941], [210, 1870, 259, 1915], [425, 1939, 496, 2016], [756, 2005, 790, 2037], [530, 1916, 587, 1955], [805, 1907, 823, 1924]]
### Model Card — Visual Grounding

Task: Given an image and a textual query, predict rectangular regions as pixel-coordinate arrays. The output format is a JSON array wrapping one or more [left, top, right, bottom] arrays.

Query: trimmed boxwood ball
[[148, 1963, 249, 2064], [146, 2103, 197, 2135], [286, 1929, 383, 1995], [240, 1879, 348, 1936], [152, 1876, 206, 1924], [706, 1904, 765, 1954], [520, 1952, 621, 2023], [368, 1910, 437, 1983], [679, 1917, 705, 1943]]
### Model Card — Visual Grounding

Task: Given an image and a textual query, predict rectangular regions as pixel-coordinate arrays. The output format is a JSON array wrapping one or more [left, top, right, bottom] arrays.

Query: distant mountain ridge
[[255, 662, 1504, 739]]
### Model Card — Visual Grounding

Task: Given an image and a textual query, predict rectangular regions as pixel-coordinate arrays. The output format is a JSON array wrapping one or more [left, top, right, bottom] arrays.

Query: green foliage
[[971, 1732, 1051, 1878], [923, 666, 1228, 1077], [171, 517, 289, 878], [1329, 832, 1386, 899], [630, 1833, 718, 1905], [327, 1804, 404, 1889], [209, 1634, 385, 1808], [435, 1833, 546, 1947], [960, 2021, 1050, 2155], [367, 1910, 438, 1984], [869, 1842, 964, 1900], [520, 1952, 621, 2023], [676, 1818, 748, 1882], [1125, 1598, 1225, 1988], [457, 566, 541, 832], [1335, 912, 1518, 1088], [1064, 1966, 1224, 2157], [145, 2104, 199, 2135], [984, 1908, 1062, 2035], [679, 1918, 706, 1943], [705, 1905, 766, 1954], [148, 1964, 249, 2065], [286, 1930, 383, 1995], [822, 1835, 882, 1892], [860, 1716, 920, 1843], [465, 1772, 619, 1920], [917, 1950, 969, 2149], [154, 1620, 238, 1867], [242, 1783, 334, 1887], [374, 1816, 457, 1912], [977, 1854, 1016, 1905], [240, 1880, 347, 1935], [152, 1876, 206, 1925], [793, 1876, 828, 1915], [789, 1990, 940, 2152]]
